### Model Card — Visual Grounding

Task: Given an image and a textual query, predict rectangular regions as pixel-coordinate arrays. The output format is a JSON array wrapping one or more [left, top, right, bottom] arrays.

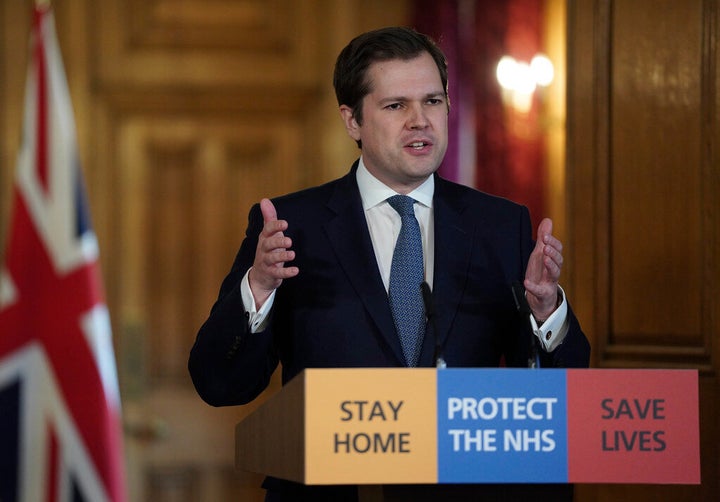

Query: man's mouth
[[407, 141, 430, 150]]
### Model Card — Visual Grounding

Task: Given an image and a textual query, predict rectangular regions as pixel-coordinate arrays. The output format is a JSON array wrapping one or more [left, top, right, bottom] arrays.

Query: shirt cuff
[[529, 285, 569, 352], [241, 268, 275, 333]]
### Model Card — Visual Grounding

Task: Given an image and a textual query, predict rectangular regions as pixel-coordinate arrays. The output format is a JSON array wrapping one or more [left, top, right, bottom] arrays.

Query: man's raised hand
[[248, 198, 299, 309], [524, 218, 563, 321]]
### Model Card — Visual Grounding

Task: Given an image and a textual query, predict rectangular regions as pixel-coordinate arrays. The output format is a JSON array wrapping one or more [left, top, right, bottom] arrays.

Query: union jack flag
[[0, 4, 126, 501]]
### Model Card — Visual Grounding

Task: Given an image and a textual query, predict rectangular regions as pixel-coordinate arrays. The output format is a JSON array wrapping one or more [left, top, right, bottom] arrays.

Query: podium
[[236, 368, 700, 495]]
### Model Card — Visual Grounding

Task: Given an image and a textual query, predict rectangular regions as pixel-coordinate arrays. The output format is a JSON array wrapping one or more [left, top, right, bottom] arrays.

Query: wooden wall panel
[[610, 0, 705, 350], [567, 0, 719, 499], [568, 0, 717, 369], [109, 111, 309, 385]]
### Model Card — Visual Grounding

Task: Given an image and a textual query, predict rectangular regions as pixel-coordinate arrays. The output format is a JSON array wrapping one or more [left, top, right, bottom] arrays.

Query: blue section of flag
[[437, 368, 568, 483], [72, 474, 84, 502], [0, 379, 21, 501], [74, 157, 92, 237]]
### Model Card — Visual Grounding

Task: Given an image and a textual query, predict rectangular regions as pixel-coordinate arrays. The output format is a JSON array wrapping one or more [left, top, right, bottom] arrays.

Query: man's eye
[[385, 103, 402, 110], [427, 98, 443, 105]]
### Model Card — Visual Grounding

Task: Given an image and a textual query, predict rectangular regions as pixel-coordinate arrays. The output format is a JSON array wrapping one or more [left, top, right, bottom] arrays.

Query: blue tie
[[387, 195, 425, 367]]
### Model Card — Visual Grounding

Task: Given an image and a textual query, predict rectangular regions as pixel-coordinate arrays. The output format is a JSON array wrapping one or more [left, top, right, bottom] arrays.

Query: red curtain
[[413, 0, 546, 232]]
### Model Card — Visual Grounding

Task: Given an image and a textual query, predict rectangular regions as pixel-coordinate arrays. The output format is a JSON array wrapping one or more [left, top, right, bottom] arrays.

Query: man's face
[[340, 52, 449, 194]]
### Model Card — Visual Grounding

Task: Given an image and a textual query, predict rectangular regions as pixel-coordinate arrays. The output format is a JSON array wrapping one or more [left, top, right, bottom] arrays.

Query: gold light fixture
[[496, 54, 554, 113]]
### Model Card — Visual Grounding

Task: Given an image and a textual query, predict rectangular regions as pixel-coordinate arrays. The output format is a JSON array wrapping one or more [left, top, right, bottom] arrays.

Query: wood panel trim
[[701, 0, 719, 371], [593, 0, 612, 366], [126, 0, 293, 51], [97, 85, 323, 114]]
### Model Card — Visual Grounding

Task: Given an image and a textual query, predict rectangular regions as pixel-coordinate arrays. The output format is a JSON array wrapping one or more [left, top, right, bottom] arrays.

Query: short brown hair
[[333, 26, 449, 127]]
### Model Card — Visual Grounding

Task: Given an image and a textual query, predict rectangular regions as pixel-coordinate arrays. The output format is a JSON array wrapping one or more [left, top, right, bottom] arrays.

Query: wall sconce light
[[496, 54, 554, 113]]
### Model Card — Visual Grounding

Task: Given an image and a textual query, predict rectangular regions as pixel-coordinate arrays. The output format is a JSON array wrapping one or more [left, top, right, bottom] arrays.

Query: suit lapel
[[323, 167, 406, 365], [426, 178, 478, 362]]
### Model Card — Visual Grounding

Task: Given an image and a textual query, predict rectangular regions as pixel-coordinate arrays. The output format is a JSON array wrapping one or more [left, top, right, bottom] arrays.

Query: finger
[[543, 255, 562, 281], [543, 234, 563, 254], [543, 244, 563, 267], [260, 233, 292, 252], [260, 258, 299, 282], [523, 278, 553, 299], [261, 249, 296, 268], [260, 198, 278, 223], [543, 244, 564, 269], [269, 264, 299, 279], [261, 220, 289, 241]]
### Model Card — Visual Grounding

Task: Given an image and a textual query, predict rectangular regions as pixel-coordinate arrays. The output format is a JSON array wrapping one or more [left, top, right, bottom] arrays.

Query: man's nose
[[407, 104, 429, 129]]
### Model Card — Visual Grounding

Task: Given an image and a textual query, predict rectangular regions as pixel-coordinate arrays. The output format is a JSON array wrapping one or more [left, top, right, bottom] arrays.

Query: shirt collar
[[356, 156, 435, 210]]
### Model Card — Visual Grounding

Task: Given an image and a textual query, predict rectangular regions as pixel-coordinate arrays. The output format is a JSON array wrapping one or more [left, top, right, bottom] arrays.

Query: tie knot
[[387, 195, 416, 217]]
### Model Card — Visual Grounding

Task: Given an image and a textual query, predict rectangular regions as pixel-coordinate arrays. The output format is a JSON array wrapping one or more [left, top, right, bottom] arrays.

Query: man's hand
[[524, 218, 563, 321], [248, 198, 299, 309]]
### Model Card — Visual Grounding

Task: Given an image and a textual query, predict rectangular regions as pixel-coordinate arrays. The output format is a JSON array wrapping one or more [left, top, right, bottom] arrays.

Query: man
[[189, 26, 590, 501]]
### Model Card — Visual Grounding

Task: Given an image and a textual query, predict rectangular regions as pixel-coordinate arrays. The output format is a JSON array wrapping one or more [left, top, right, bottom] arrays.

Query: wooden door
[[566, 0, 719, 500]]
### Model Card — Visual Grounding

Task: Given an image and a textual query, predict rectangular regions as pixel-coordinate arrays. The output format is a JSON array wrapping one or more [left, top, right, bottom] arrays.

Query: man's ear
[[339, 105, 361, 142]]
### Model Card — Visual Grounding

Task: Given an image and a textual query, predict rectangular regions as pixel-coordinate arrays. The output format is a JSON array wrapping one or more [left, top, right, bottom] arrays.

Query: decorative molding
[[91, 0, 324, 87], [126, 0, 292, 51]]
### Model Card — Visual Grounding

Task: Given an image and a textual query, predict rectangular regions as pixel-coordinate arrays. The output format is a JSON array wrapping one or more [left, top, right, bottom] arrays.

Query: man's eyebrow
[[378, 96, 408, 105], [377, 92, 445, 105], [425, 91, 446, 98]]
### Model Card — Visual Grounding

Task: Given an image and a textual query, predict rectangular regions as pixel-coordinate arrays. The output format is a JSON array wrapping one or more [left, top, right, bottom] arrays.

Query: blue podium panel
[[437, 369, 568, 483]]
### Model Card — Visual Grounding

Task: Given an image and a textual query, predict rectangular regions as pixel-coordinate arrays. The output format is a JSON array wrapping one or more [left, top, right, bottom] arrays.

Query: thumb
[[260, 198, 277, 223], [537, 218, 553, 243]]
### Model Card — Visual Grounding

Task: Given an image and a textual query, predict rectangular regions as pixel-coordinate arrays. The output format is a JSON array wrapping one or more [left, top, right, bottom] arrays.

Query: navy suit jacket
[[189, 163, 590, 407]]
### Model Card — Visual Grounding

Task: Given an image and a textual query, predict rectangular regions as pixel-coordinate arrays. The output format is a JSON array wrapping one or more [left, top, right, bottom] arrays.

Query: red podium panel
[[567, 369, 700, 483]]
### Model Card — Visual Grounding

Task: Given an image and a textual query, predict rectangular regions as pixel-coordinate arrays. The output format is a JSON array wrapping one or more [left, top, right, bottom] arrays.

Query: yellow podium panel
[[304, 369, 437, 484]]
